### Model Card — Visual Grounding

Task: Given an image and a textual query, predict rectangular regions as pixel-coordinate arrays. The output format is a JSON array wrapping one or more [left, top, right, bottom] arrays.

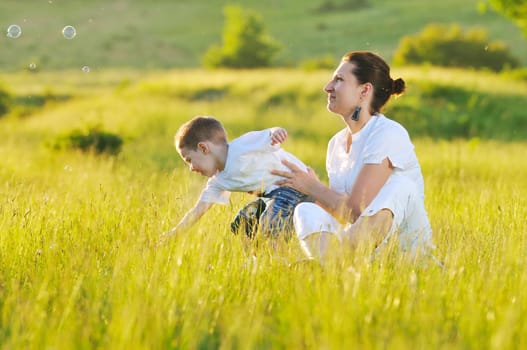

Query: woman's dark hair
[[342, 51, 405, 114]]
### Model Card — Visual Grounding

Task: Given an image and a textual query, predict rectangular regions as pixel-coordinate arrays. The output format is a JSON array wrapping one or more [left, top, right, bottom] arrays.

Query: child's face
[[179, 144, 220, 177]]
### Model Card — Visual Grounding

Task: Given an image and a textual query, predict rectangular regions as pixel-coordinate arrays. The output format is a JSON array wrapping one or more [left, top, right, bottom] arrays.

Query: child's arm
[[164, 200, 214, 238], [270, 127, 288, 145]]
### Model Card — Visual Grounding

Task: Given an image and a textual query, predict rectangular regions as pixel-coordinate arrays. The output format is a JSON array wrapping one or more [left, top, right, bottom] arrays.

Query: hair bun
[[391, 78, 405, 95]]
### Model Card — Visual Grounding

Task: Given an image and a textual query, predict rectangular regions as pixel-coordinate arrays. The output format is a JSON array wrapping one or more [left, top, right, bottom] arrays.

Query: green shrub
[[489, 0, 527, 38], [10, 92, 71, 118], [202, 5, 281, 69], [0, 83, 13, 117], [393, 23, 519, 72], [385, 82, 527, 140], [51, 125, 123, 155]]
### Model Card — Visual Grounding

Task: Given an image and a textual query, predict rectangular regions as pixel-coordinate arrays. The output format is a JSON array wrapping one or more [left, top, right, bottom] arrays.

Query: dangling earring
[[351, 106, 361, 121]]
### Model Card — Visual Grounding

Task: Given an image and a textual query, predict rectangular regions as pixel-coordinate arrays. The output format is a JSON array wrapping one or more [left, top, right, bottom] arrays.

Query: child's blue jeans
[[260, 186, 310, 238], [230, 187, 310, 239]]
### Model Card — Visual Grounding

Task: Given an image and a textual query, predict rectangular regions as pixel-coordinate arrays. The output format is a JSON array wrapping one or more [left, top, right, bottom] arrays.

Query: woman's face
[[323, 61, 362, 117]]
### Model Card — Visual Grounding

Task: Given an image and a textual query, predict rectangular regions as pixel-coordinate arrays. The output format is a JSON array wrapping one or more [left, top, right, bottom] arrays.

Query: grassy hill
[[1, 0, 526, 70]]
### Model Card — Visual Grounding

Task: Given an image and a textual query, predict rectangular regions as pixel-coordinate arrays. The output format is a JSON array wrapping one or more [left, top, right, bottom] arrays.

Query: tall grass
[[1, 67, 527, 348]]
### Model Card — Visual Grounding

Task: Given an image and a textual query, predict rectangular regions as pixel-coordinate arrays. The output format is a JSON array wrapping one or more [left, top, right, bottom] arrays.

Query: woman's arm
[[272, 160, 347, 220], [343, 157, 393, 222]]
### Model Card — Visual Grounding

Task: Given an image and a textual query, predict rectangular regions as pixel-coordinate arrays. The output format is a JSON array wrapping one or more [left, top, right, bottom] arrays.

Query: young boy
[[164, 115, 310, 239]]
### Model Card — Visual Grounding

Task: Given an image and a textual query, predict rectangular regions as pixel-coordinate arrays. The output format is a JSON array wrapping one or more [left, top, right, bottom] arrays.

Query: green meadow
[[1, 66, 527, 348], [2, 0, 527, 348]]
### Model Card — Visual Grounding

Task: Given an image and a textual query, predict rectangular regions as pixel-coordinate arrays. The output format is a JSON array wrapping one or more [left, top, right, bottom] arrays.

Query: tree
[[489, 0, 527, 37], [202, 6, 281, 69]]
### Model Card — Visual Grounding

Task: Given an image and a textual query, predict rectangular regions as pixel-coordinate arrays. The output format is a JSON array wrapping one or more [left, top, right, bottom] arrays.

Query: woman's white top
[[327, 114, 424, 198]]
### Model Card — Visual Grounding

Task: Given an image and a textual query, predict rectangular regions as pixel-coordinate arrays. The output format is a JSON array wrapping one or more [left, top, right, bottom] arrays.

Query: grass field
[[1, 0, 527, 70], [1, 65, 527, 348]]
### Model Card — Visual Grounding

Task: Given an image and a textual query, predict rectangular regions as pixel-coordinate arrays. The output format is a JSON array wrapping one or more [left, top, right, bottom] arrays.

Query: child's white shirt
[[199, 129, 307, 204]]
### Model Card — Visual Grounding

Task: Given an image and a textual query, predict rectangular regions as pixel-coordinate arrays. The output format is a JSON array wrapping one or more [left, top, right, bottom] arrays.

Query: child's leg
[[260, 187, 308, 237], [230, 198, 267, 238]]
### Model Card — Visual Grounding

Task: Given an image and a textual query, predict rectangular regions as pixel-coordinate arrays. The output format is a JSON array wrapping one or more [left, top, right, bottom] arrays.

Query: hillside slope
[[0, 0, 525, 70]]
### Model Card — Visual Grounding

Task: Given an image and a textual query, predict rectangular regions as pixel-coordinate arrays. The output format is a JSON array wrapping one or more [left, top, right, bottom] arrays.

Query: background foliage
[[0, 0, 526, 70], [393, 23, 519, 71], [489, 0, 527, 37], [202, 5, 281, 68]]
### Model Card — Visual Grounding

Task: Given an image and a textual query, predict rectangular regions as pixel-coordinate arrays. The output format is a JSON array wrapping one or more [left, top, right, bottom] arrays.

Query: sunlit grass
[[1, 67, 527, 348]]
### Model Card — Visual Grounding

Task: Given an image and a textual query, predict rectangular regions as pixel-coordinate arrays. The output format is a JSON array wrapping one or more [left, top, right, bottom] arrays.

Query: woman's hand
[[271, 159, 321, 195], [272, 159, 345, 219]]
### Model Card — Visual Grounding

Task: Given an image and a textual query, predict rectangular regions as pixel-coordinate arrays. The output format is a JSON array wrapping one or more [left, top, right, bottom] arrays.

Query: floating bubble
[[82, 65, 90, 73], [62, 25, 76, 39], [7, 24, 22, 38]]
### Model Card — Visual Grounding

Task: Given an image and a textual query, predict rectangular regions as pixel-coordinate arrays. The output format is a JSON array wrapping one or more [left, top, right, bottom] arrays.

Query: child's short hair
[[175, 116, 228, 151]]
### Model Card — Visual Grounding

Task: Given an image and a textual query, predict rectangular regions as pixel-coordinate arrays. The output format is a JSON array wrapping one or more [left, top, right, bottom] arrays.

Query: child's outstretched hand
[[158, 228, 177, 246], [270, 127, 288, 145]]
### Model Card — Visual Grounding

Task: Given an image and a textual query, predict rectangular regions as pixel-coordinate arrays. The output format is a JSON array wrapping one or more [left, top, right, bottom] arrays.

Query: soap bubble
[[82, 66, 90, 73], [62, 25, 76, 39], [7, 24, 22, 38]]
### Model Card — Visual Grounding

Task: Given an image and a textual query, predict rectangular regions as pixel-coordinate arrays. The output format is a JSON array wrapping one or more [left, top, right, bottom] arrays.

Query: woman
[[272, 51, 435, 260]]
